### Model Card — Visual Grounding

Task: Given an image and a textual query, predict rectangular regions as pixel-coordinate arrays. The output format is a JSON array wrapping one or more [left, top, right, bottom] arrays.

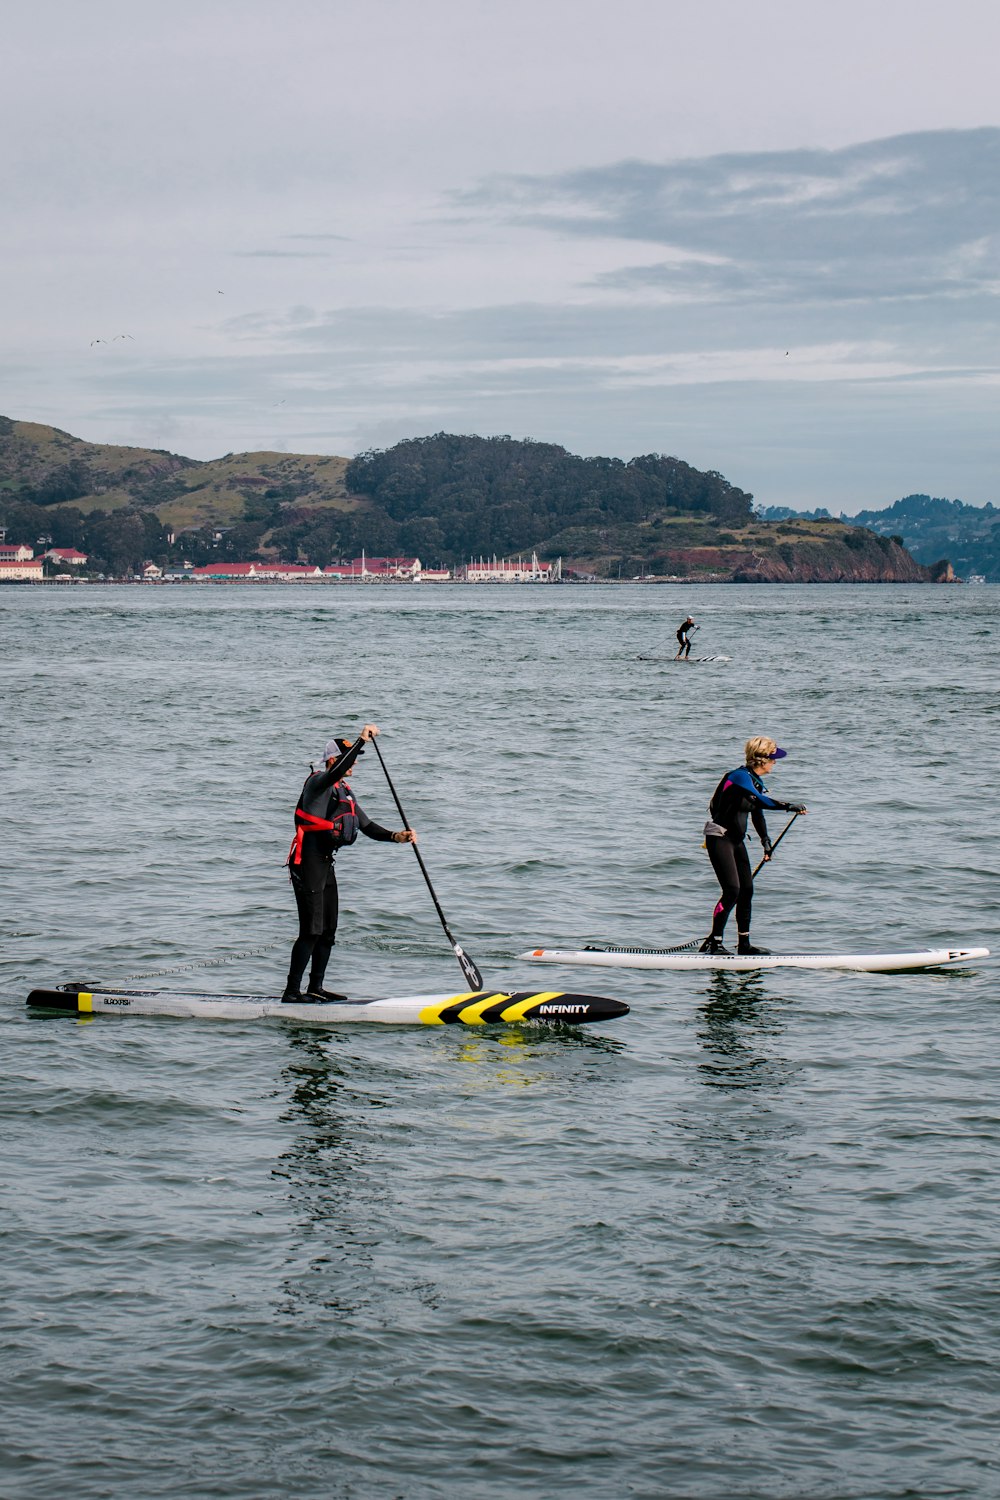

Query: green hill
[[0, 415, 933, 581], [850, 495, 999, 581], [0, 415, 354, 527]]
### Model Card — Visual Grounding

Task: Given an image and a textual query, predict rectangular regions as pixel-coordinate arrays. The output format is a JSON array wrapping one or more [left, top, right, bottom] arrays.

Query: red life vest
[[287, 779, 360, 866]]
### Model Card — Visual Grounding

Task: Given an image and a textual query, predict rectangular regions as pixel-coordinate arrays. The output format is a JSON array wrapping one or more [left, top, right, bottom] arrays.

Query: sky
[[2, 0, 999, 512]]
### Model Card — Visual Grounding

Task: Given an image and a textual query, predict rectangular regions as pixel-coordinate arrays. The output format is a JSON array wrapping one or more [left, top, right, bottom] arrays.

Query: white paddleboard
[[518, 945, 991, 974], [26, 985, 629, 1027], [637, 655, 731, 663]]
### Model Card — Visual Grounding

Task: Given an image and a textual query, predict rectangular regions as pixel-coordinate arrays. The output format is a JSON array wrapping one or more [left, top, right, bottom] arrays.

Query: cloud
[[459, 129, 1000, 304], [234, 250, 338, 259], [5, 123, 999, 512]]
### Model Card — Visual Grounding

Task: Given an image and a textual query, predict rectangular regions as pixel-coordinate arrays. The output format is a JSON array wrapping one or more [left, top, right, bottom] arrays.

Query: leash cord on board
[[84, 940, 283, 987]]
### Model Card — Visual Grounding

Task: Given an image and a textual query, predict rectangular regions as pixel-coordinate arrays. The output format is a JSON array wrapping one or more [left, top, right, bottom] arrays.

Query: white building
[[331, 554, 422, 579], [461, 552, 557, 582], [0, 557, 45, 582], [190, 562, 325, 582]]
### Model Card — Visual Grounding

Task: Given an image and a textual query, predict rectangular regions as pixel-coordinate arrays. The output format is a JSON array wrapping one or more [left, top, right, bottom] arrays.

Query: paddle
[[751, 810, 800, 877], [370, 737, 484, 991]]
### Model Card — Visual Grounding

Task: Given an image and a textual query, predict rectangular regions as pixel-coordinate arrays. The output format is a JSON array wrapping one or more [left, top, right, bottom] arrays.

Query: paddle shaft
[[751, 811, 800, 877], [369, 738, 484, 991]]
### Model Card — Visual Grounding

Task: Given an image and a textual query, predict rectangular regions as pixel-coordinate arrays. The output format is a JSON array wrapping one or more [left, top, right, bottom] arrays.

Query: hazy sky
[[2, 0, 999, 510]]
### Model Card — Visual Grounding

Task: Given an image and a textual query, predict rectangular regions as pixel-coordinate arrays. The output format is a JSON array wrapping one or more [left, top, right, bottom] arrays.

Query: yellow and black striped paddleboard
[[26, 986, 630, 1027]]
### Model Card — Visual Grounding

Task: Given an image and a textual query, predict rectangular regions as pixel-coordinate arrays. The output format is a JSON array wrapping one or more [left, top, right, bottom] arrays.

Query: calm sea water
[[2, 582, 998, 1500]]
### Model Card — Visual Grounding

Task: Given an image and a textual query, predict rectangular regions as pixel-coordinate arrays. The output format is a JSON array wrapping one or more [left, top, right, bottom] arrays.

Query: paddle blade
[[454, 944, 483, 991]]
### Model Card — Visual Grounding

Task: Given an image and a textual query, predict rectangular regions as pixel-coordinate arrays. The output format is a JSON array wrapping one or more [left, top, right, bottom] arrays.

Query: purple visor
[[771, 747, 788, 759]]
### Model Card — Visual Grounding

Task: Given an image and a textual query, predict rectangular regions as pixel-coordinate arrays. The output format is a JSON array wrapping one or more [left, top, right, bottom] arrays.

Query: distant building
[[417, 567, 451, 582], [190, 562, 324, 582], [45, 547, 88, 566], [460, 553, 555, 582], [336, 555, 422, 580], [192, 562, 258, 580], [255, 563, 323, 581], [0, 543, 34, 563], [0, 557, 45, 582]]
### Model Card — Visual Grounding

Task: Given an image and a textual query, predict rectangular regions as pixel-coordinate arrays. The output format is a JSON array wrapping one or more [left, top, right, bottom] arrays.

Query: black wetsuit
[[676, 621, 695, 657], [704, 766, 798, 940], [285, 745, 395, 994]]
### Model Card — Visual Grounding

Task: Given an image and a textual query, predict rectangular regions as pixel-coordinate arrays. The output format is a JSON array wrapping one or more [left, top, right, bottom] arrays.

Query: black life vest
[[287, 777, 360, 866]]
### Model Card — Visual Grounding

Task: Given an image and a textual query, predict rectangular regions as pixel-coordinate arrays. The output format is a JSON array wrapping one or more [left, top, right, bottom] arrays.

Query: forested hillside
[[0, 416, 934, 580], [850, 495, 999, 580]]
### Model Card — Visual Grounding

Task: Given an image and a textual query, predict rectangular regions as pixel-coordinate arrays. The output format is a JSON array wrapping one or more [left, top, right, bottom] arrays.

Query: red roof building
[[45, 547, 89, 565], [191, 562, 324, 581], [192, 562, 258, 578], [341, 556, 421, 578], [0, 557, 45, 581]]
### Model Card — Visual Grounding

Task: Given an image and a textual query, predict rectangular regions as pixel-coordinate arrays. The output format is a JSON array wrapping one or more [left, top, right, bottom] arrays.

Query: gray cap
[[323, 736, 363, 763]]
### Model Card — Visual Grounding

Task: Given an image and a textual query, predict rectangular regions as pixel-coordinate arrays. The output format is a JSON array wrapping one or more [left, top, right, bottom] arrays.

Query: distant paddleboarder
[[283, 724, 416, 1003], [675, 617, 697, 658], [700, 736, 807, 956]]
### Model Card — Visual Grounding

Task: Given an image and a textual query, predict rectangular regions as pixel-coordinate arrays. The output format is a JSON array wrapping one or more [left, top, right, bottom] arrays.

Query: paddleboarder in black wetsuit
[[700, 736, 807, 955], [283, 724, 416, 1003], [675, 617, 696, 658]]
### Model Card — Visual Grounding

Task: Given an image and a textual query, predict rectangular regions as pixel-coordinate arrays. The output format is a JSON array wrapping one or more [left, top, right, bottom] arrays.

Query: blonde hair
[[745, 736, 778, 769]]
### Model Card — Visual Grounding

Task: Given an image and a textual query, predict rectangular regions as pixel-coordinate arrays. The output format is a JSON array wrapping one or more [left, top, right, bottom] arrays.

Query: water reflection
[[276, 1029, 360, 1154], [681, 974, 805, 1236], [695, 971, 794, 1092], [271, 1019, 624, 1320], [271, 1027, 391, 1319], [435, 1021, 625, 1093]]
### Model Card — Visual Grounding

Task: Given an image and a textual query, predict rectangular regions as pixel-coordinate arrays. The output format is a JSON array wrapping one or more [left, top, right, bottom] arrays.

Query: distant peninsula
[[762, 496, 998, 582], [0, 416, 948, 582]]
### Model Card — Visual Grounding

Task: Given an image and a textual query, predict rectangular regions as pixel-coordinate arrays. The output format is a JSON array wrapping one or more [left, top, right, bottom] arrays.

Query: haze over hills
[[0, 415, 943, 582]]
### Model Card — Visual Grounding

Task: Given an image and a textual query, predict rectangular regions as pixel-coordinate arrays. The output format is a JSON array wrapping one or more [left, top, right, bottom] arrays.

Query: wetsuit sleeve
[[750, 807, 770, 847], [728, 766, 784, 810], [355, 801, 395, 842], [308, 738, 367, 792]]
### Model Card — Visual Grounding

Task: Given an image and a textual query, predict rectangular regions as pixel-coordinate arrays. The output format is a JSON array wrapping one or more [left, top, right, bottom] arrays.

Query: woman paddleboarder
[[700, 736, 806, 955]]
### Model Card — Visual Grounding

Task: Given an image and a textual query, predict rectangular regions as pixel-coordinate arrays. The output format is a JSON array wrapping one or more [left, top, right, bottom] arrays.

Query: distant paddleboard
[[636, 655, 731, 663], [26, 985, 629, 1027], [518, 945, 990, 974]]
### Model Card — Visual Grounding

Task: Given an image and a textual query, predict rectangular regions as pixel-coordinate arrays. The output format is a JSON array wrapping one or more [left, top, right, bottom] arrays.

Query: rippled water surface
[[2, 583, 998, 1499]]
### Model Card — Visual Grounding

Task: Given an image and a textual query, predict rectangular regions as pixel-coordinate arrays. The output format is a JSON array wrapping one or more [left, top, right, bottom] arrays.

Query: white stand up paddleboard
[[26, 985, 629, 1027], [518, 945, 991, 974], [636, 655, 731, 663]]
